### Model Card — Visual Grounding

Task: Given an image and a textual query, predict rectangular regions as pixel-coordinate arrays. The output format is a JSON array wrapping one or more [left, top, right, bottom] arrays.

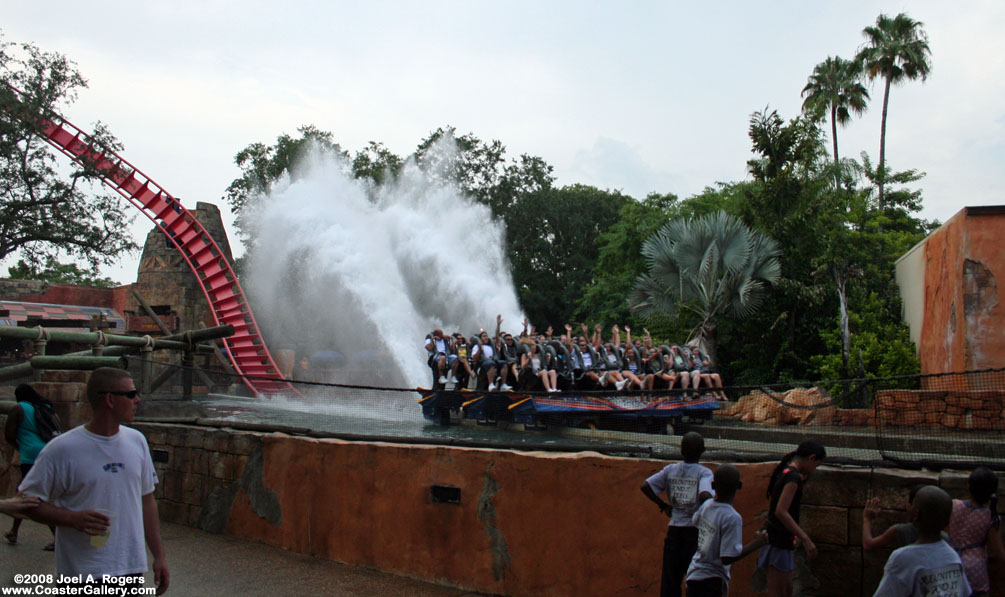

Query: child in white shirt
[[873, 485, 971, 597], [685, 464, 766, 597], [641, 432, 713, 597]]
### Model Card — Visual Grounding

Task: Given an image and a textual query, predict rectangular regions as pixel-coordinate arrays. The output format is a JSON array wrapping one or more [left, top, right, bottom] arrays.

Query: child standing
[[874, 485, 971, 596], [685, 464, 767, 597], [948, 467, 1003, 596], [757, 438, 826, 597], [641, 432, 714, 597]]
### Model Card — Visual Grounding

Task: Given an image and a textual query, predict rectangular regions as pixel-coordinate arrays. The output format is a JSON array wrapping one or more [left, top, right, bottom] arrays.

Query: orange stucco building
[[896, 206, 1005, 374]]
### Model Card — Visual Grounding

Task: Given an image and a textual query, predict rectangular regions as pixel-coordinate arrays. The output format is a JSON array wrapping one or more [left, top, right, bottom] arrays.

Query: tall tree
[[508, 184, 627, 327], [0, 36, 137, 269], [856, 12, 932, 208], [574, 192, 679, 328], [801, 56, 869, 187], [628, 211, 782, 369]]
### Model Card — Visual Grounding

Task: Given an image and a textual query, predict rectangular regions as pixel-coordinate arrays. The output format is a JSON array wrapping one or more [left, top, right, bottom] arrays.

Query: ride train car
[[419, 335, 719, 434]]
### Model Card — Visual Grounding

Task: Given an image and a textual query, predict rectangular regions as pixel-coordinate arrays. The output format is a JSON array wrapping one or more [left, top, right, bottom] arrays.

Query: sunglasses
[[104, 390, 140, 399]]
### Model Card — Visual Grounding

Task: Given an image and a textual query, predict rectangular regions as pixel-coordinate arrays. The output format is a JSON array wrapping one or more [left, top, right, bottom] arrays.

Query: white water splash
[[244, 140, 524, 388]]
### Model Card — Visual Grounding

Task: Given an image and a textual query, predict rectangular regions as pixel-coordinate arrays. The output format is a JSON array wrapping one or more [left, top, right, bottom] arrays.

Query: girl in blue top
[[3, 384, 57, 548]]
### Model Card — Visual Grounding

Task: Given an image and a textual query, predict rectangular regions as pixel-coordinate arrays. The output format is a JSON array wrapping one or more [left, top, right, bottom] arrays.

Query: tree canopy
[[0, 35, 137, 271]]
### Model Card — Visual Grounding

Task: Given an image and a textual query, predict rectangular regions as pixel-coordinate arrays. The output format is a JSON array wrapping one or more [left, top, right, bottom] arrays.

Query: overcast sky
[[5, 0, 1004, 284]]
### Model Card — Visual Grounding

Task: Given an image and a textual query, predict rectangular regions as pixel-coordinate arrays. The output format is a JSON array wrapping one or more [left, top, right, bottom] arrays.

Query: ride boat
[[418, 388, 719, 435]]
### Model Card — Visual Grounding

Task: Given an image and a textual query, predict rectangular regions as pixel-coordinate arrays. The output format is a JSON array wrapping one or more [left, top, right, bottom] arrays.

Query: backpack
[[34, 403, 61, 443]]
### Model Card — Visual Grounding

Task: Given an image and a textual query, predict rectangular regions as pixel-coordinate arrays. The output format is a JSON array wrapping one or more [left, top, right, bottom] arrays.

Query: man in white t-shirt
[[641, 432, 714, 597], [874, 485, 971, 597], [685, 464, 766, 596], [20, 367, 169, 594]]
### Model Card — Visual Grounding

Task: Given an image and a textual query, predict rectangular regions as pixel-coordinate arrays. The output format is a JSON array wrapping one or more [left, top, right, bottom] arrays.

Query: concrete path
[[1, 519, 485, 596]]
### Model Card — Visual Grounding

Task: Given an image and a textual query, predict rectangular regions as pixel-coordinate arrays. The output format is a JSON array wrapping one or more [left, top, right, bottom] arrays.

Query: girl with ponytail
[[948, 467, 1003, 596], [757, 438, 826, 597]]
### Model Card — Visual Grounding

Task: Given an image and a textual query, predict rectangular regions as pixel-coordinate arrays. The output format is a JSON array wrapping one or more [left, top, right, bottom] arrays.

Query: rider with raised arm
[[612, 325, 646, 390], [493, 315, 513, 391], [565, 324, 601, 389]]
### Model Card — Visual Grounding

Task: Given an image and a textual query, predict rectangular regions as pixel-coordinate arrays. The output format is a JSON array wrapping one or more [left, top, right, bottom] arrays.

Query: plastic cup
[[89, 509, 113, 548]]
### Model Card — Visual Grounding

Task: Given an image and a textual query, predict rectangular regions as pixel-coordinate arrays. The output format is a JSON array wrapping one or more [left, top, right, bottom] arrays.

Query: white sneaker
[[500, 383, 513, 391], [488, 383, 496, 392], [449, 376, 459, 384], [615, 379, 627, 391], [438, 376, 448, 384]]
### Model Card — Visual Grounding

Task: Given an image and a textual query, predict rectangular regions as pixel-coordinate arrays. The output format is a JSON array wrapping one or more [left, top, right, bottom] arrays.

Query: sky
[[4, 0, 1004, 284]]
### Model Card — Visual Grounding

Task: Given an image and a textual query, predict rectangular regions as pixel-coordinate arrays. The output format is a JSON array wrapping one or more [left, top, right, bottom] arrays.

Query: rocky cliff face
[[724, 387, 874, 426]]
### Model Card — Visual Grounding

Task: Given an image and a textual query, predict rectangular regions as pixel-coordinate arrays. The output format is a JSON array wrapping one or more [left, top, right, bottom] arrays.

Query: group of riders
[[423, 315, 727, 400]]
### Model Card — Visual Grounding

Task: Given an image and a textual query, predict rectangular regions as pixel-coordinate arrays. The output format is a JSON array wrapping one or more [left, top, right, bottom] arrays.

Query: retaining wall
[[5, 416, 1003, 596]]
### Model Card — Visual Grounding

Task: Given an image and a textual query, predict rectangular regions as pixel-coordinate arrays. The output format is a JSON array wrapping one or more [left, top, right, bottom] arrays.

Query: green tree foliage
[[507, 184, 627, 328], [629, 211, 782, 369], [573, 192, 679, 329], [856, 12, 932, 207], [7, 257, 118, 287], [0, 36, 137, 269], [800, 56, 869, 186]]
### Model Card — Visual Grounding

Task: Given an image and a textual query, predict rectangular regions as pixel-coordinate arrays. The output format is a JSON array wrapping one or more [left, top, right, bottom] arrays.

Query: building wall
[[0, 279, 131, 313], [894, 239, 926, 351], [912, 207, 1005, 375]]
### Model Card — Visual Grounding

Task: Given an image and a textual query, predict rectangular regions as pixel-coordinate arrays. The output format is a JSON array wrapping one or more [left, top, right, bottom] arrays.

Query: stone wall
[[2, 420, 1003, 596], [876, 389, 1004, 430], [132, 201, 234, 334], [726, 387, 1004, 431]]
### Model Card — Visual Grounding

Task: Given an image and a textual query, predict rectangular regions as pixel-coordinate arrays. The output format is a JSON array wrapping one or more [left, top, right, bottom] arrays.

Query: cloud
[[564, 137, 682, 199]]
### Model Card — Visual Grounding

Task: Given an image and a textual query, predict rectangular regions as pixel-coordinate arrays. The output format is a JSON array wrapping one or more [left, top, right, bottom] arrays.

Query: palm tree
[[801, 56, 869, 187], [628, 211, 781, 369], [856, 12, 932, 208]]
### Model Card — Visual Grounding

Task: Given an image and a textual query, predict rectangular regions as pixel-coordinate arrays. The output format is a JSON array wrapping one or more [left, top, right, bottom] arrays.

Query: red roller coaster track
[[4, 88, 293, 396]]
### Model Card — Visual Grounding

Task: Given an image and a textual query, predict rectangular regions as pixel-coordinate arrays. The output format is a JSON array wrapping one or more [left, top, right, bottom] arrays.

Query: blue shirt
[[16, 401, 47, 464]]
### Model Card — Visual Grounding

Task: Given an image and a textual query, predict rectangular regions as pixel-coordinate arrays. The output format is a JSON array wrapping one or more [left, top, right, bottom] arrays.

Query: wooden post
[[32, 329, 47, 382], [140, 340, 153, 395], [182, 351, 194, 400]]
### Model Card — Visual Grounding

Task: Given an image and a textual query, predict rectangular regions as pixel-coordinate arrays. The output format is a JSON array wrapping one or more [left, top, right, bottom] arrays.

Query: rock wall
[[726, 387, 1004, 431], [876, 389, 1004, 430], [2, 420, 1003, 596], [725, 388, 873, 427]]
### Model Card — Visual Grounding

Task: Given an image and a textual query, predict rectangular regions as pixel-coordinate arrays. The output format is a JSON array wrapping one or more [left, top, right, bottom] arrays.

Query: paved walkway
[[1, 519, 485, 596]]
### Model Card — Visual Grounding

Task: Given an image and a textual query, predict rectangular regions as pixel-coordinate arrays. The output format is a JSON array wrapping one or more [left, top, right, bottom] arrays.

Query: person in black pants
[[641, 432, 713, 597]]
